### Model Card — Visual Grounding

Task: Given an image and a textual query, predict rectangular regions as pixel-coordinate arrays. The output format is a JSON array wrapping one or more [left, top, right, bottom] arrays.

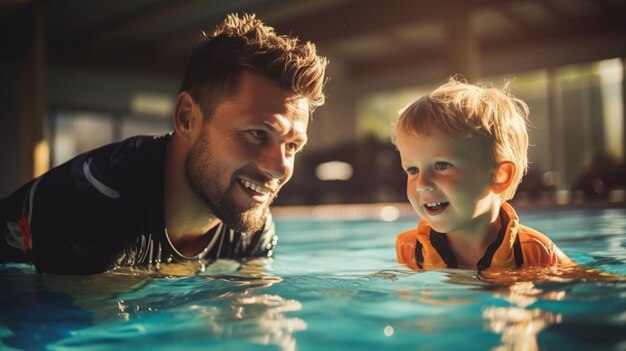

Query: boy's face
[[396, 128, 500, 235]]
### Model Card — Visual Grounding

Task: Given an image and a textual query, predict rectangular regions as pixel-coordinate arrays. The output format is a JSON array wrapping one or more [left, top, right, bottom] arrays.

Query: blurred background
[[1, 0, 625, 209]]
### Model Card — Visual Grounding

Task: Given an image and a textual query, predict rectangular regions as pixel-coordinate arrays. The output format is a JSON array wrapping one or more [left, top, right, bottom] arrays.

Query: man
[[0, 13, 328, 274]]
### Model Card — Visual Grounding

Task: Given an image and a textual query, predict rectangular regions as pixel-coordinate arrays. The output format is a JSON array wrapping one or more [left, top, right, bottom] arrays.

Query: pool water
[[1, 206, 625, 350]]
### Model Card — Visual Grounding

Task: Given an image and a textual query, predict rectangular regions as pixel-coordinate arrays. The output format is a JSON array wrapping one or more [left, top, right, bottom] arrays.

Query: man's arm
[[1, 141, 144, 274]]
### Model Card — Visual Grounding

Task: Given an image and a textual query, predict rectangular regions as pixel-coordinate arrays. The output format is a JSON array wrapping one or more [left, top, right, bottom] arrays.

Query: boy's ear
[[492, 161, 516, 194], [173, 91, 202, 141]]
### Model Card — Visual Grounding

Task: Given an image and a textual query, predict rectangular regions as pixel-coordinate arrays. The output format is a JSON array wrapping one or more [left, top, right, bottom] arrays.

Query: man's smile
[[236, 177, 277, 204], [238, 178, 273, 194]]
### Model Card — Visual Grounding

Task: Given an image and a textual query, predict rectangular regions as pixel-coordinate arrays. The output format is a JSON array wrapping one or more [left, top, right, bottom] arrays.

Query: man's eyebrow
[[263, 119, 299, 136], [263, 121, 282, 132]]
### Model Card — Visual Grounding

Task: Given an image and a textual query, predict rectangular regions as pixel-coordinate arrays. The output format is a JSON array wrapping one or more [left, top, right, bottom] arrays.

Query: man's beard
[[185, 136, 275, 233]]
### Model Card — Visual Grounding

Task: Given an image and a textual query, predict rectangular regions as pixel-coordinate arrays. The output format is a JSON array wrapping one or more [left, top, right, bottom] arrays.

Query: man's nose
[[257, 144, 290, 179]]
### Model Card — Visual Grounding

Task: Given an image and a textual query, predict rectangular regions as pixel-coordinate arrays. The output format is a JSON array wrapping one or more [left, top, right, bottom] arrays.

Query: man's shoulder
[[78, 134, 171, 191], [97, 134, 171, 166]]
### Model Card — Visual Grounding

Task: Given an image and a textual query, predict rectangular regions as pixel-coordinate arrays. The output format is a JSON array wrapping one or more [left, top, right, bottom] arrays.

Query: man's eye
[[434, 162, 451, 170], [250, 130, 267, 140], [405, 166, 418, 175], [286, 142, 300, 153]]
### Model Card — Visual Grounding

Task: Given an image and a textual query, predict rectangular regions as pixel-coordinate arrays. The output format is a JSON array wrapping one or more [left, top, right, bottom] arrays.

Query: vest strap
[[513, 233, 523, 268]]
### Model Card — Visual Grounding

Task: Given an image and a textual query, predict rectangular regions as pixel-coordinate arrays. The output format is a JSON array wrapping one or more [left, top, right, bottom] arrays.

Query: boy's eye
[[434, 162, 451, 170], [286, 142, 300, 153], [405, 166, 418, 175]]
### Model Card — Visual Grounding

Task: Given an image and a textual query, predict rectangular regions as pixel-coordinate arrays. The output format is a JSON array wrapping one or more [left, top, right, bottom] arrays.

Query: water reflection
[[483, 282, 563, 351], [384, 266, 624, 350], [484, 305, 560, 351], [0, 259, 306, 351], [187, 292, 306, 351], [478, 267, 623, 351], [111, 259, 307, 351]]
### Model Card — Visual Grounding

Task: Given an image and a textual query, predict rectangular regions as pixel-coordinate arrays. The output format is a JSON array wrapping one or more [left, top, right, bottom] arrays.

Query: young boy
[[394, 78, 573, 271]]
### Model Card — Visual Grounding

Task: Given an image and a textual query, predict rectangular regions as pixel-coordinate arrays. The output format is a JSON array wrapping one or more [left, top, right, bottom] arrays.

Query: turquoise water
[[1, 206, 625, 350]]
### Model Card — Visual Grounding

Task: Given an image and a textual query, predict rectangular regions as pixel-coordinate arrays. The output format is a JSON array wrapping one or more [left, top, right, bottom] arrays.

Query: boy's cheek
[[407, 196, 420, 212]]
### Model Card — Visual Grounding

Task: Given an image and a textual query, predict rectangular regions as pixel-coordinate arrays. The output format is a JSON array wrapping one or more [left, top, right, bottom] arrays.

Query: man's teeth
[[240, 179, 269, 194]]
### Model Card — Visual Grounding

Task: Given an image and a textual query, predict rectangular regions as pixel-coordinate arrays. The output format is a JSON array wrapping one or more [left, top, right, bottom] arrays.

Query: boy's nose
[[416, 184, 435, 192], [415, 174, 435, 192]]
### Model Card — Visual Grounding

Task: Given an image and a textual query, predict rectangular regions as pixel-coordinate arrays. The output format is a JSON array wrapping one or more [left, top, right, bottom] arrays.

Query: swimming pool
[[1, 205, 625, 350]]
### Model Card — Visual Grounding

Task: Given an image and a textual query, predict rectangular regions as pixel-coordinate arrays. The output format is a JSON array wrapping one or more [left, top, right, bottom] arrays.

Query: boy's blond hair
[[395, 77, 530, 200]]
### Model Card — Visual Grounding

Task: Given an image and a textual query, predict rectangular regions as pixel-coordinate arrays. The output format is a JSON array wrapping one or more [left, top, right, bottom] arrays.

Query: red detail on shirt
[[18, 218, 32, 251]]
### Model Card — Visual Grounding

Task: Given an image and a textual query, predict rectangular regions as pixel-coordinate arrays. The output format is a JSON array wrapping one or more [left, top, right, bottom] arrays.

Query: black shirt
[[0, 134, 277, 274]]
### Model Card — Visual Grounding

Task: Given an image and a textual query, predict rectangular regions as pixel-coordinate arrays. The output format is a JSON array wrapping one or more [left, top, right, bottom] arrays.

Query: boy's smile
[[424, 201, 449, 215], [396, 128, 500, 237]]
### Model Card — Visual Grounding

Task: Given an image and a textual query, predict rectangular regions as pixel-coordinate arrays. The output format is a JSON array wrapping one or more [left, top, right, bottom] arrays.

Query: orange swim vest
[[396, 202, 573, 270]]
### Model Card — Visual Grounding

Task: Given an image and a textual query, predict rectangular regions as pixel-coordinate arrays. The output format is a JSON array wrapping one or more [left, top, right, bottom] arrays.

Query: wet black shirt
[[0, 134, 277, 274]]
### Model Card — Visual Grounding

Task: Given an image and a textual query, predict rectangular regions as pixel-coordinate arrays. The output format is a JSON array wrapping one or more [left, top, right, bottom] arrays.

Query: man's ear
[[173, 91, 202, 141], [492, 161, 516, 195]]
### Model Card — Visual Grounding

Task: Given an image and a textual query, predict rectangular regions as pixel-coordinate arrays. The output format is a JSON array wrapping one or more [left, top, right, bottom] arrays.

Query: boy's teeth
[[426, 202, 442, 208]]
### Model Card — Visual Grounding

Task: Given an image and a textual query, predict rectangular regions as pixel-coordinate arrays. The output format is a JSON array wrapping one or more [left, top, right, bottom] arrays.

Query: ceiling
[[2, 0, 626, 90]]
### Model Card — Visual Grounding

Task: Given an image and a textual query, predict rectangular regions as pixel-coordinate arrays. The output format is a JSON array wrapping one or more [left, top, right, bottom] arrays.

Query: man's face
[[186, 72, 309, 232]]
